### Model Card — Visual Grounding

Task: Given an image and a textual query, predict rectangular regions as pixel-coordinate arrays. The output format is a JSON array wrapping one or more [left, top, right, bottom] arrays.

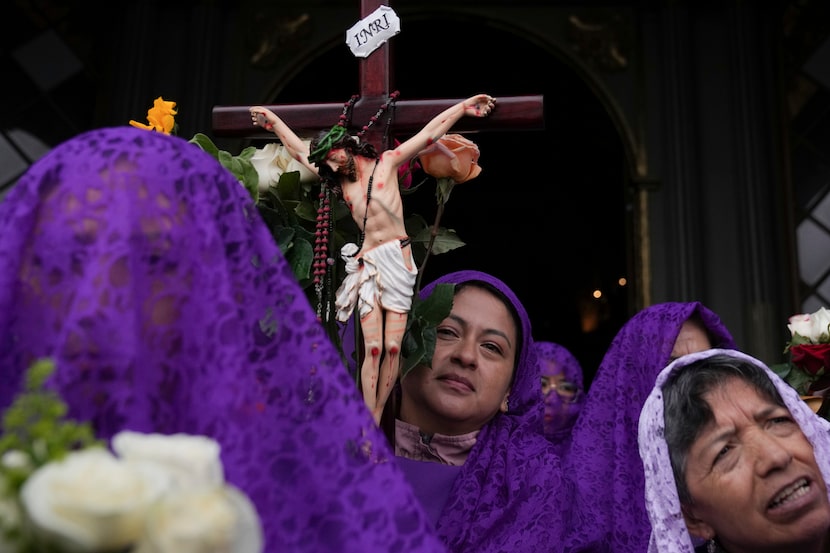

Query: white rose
[[132, 485, 263, 553], [20, 448, 170, 552], [250, 142, 317, 193], [788, 307, 830, 343], [812, 307, 830, 342], [788, 313, 815, 341], [113, 431, 224, 490]]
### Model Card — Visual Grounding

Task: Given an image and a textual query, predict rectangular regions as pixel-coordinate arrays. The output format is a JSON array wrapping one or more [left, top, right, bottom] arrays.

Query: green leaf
[[273, 225, 296, 254], [436, 178, 456, 205], [275, 171, 303, 201], [400, 284, 454, 379], [189, 133, 219, 156], [400, 317, 435, 378], [404, 213, 430, 237], [769, 362, 792, 381], [237, 145, 258, 161], [189, 134, 259, 201], [788, 369, 815, 396], [239, 161, 260, 201], [790, 332, 812, 346], [295, 200, 318, 222], [412, 227, 466, 255], [415, 284, 454, 324], [287, 235, 314, 282]]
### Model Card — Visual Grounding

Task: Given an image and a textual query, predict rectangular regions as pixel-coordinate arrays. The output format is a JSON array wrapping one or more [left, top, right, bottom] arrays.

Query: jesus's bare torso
[[340, 154, 409, 255]]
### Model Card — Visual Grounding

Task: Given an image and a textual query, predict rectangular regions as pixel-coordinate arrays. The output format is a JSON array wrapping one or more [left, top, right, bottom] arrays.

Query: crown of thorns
[[308, 125, 348, 165]]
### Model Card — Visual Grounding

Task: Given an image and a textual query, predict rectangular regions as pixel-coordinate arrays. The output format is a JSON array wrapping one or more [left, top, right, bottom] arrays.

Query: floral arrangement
[[1, 359, 262, 553], [771, 306, 830, 397], [128, 97, 484, 377]]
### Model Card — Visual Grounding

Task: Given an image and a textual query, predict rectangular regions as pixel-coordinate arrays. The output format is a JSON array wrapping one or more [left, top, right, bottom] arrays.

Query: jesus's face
[[325, 149, 358, 182]]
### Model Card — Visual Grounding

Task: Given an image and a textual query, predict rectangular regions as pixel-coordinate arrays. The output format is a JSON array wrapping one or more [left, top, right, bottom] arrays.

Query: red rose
[[790, 344, 830, 375]]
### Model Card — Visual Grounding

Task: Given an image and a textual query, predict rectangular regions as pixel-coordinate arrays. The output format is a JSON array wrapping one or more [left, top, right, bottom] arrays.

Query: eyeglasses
[[541, 377, 582, 403]]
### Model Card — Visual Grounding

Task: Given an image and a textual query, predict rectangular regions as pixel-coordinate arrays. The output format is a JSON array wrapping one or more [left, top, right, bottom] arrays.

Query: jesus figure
[[250, 93, 496, 424]]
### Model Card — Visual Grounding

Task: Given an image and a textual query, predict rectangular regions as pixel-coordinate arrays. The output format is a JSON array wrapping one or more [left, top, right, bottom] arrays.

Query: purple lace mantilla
[[0, 126, 446, 553], [562, 302, 736, 552]]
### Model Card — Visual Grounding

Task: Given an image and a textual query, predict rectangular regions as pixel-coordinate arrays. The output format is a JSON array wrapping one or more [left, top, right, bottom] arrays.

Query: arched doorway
[[272, 14, 630, 384]]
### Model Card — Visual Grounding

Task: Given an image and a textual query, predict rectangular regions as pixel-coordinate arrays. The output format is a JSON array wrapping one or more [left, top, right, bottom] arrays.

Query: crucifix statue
[[211, 0, 544, 426]]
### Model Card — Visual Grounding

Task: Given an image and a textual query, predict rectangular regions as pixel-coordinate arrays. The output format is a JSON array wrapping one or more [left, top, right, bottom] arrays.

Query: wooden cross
[[211, 0, 544, 150]]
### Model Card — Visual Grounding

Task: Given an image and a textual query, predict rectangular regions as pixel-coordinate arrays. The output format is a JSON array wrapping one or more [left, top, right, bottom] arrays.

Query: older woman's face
[[682, 378, 830, 551], [400, 286, 516, 436]]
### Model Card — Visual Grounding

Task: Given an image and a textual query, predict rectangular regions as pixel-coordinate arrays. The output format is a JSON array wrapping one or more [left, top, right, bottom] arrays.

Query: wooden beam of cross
[[212, 1, 544, 149]]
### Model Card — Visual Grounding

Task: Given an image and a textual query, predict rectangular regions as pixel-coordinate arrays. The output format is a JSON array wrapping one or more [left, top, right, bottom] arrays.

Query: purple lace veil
[[535, 341, 584, 444], [638, 348, 830, 552], [536, 341, 584, 389], [0, 127, 447, 553], [562, 302, 736, 552], [413, 270, 570, 553]]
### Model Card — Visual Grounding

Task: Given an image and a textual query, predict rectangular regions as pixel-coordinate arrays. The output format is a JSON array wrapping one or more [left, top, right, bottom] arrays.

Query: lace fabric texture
[[562, 302, 736, 552], [0, 127, 447, 553], [638, 348, 830, 552]]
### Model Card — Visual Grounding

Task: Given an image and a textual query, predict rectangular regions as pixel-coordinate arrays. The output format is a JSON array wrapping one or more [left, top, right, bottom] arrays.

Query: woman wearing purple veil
[[0, 126, 447, 553], [562, 302, 736, 552], [388, 270, 571, 553], [535, 340, 585, 449], [639, 348, 830, 552]]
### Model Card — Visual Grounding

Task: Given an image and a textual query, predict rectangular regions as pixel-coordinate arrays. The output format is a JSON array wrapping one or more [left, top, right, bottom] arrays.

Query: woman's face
[[682, 378, 830, 552], [540, 361, 582, 438], [671, 318, 713, 360], [400, 286, 516, 436]]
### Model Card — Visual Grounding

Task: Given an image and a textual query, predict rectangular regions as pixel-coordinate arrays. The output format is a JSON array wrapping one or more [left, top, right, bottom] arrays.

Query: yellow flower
[[129, 97, 178, 134]]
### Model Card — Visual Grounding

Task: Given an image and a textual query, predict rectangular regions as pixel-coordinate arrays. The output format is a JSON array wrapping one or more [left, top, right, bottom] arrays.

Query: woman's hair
[[454, 280, 523, 370], [662, 353, 785, 503]]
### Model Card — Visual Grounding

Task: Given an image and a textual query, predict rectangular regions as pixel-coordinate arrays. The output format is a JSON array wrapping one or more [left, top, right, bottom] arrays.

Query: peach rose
[[417, 134, 481, 184]]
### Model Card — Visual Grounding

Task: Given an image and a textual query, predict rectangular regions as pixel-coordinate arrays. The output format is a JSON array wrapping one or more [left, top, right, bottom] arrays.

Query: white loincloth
[[335, 239, 417, 322]]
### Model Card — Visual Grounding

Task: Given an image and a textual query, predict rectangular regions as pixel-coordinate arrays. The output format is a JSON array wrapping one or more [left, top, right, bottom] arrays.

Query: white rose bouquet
[[1, 359, 263, 553]]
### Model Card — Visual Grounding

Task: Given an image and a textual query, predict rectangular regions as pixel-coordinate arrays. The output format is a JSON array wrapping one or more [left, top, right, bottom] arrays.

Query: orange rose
[[417, 134, 481, 184]]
